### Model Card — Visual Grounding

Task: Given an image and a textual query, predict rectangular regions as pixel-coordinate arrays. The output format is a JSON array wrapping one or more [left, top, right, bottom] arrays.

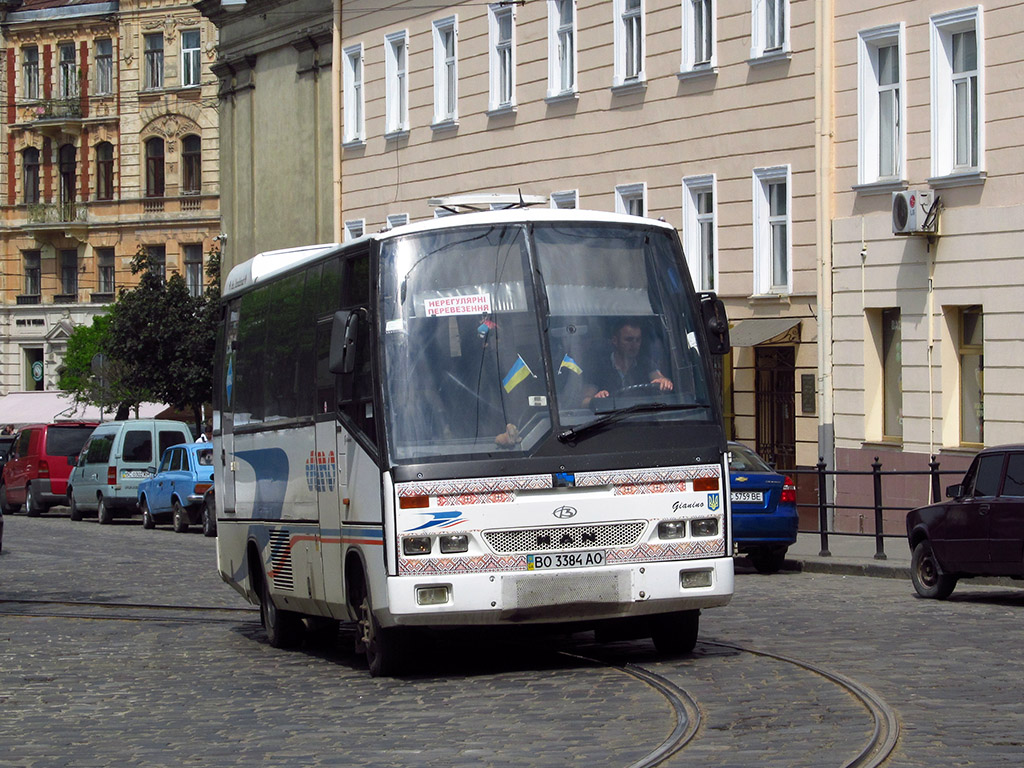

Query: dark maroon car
[[906, 445, 1024, 599]]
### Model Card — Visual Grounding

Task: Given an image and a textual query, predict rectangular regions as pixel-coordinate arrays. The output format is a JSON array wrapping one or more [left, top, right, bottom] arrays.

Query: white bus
[[213, 207, 734, 676]]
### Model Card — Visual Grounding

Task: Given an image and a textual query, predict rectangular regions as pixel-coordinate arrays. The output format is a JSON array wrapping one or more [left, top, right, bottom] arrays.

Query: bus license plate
[[527, 551, 605, 570], [731, 491, 763, 503]]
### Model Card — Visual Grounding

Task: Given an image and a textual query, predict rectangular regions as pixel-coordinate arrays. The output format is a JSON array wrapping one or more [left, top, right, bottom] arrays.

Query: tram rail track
[[1, 598, 898, 767]]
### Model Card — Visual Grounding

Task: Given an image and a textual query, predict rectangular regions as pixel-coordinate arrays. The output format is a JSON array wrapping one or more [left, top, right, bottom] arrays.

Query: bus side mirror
[[329, 310, 359, 375], [699, 293, 730, 355]]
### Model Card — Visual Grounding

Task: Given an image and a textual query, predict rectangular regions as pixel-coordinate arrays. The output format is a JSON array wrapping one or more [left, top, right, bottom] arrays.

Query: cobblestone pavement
[[1, 512, 1023, 767]]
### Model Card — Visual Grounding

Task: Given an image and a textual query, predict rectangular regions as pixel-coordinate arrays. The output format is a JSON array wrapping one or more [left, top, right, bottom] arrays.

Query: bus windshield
[[380, 221, 715, 464]]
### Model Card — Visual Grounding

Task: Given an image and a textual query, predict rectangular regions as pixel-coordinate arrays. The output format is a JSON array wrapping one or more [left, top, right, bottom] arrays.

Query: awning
[[0, 391, 170, 428], [729, 318, 801, 347]]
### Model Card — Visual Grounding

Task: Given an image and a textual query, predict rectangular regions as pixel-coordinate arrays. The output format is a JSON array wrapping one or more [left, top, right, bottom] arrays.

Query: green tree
[[57, 314, 147, 419]]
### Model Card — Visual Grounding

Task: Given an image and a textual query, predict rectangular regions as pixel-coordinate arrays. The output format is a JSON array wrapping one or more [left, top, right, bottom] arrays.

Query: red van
[[0, 422, 98, 516]]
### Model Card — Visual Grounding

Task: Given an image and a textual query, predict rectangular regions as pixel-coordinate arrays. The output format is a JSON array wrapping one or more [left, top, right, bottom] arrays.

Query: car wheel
[[260, 572, 303, 649], [24, 484, 44, 517], [202, 499, 216, 537], [911, 540, 957, 599], [749, 546, 788, 574], [172, 500, 189, 533], [358, 593, 409, 677], [97, 497, 112, 525], [69, 491, 83, 522], [0, 484, 21, 515], [650, 609, 700, 656], [140, 498, 155, 530]]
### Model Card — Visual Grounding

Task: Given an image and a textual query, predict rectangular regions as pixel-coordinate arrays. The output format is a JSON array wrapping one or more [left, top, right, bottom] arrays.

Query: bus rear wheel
[[260, 574, 303, 649], [358, 595, 408, 677], [650, 609, 700, 656]]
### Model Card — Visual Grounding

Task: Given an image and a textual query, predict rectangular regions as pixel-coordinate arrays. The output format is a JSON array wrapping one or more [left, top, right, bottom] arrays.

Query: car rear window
[[123, 431, 152, 463], [158, 430, 187, 456], [46, 426, 95, 457], [196, 448, 213, 466], [729, 444, 773, 473]]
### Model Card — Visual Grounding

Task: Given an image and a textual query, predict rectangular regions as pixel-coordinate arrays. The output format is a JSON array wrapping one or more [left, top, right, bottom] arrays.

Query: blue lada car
[[138, 442, 213, 533], [729, 441, 799, 573]]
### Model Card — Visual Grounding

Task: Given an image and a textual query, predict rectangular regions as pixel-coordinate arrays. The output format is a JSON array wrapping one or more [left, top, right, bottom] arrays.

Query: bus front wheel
[[650, 609, 700, 656], [358, 595, 408, 677]]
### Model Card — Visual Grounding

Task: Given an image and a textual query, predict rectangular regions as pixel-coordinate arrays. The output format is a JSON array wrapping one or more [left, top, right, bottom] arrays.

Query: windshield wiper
[[557, 402, 706, 444]]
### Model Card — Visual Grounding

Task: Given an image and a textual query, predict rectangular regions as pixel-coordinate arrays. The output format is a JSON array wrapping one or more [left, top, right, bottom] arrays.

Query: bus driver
[[582, 320, 673, 408]]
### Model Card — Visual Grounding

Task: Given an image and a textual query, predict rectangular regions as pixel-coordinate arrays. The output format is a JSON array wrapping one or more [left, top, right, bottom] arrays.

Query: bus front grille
[[484, 521, 646, 554]]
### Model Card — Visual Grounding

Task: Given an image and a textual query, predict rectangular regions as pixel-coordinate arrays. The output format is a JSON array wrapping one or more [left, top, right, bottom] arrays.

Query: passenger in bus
[[582, 319, 673, 408]]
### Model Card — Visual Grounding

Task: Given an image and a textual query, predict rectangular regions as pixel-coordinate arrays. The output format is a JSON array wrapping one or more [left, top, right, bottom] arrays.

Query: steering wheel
[[615, 382, 664, 397]]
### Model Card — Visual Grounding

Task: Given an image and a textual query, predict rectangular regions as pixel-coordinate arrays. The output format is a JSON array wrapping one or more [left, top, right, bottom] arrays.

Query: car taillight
[[781, 476, 796, 504], [38, 460, 49, 479], [107, 466, 116, 485], [194, 483, 212, 495]]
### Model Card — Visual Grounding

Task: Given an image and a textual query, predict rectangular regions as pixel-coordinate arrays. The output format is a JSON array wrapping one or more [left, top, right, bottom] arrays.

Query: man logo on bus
[[707, 492, 720, 512], [306, 450, 336, 492]]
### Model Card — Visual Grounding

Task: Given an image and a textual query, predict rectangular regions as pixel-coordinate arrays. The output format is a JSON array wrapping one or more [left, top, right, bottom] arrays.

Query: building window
[[930, 7, 984, 178], [682, 0, 715, 72], [23, 46, 39, 100], [751, 0, 789, 59], [24, 250, 41, 297], [59, 144, 77, 210], [682, 175, 717, 292], [95, 142, 114, 200], [145, 33, 164, 89], [95, 38, 113, 95], [551, 189, 578, 209], [882, 308, 902, 439], [432, 16, 458, 125], [753, 165, 791, 294], [184, 244, 204, 297], [181, 30, 201, 87], [343, 44, 365, 144], [489, 5, 516, 111], [25, 348, 44, 391], [182, 135, 201, 195], [59, 42, 77, 99], [344, 219, 365, 241], [614, 0, 645, 86], [615, 183, 646, 216], [959, 306, 983, 444], [148, 245, 166, 282], [23, 148, 40, 204], [858, 25, 905, 185], [145, 138, 165, 197], [97, 248, 115, 295], [384, 30, 409, 135], [386, 213, 410, 230], [60, 250, 78, 297], [548, 0, 577, 98]]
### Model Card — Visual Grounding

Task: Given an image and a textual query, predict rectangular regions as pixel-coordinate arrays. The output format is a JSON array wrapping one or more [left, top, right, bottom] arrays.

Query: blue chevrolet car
[[138, 442, 213, 533], [729, 441, 799, 573]]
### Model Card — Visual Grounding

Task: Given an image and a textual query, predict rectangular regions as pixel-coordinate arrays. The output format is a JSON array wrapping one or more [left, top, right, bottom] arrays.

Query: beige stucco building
[[0, 0, 221, 393]]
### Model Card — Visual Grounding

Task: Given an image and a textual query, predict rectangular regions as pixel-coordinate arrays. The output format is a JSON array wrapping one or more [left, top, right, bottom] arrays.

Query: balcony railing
[[29, 98, 82, 120], [26, 202, 87, 225]]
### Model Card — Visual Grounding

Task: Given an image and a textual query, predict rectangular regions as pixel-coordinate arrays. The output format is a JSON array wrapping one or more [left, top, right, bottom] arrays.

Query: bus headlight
[[402, 536, 432, 555], [681, 569, 713, 588], [691, 518, 719, 537], [416, 586, 451, 605], [439, 534, 469, 553], [658, 520, 686, 539]]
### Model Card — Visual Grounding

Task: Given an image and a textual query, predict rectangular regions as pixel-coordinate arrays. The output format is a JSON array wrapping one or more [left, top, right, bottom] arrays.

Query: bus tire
[[260, 573, 303, 649], [359, 595, 408, 678], [651, 609, 700, 656]]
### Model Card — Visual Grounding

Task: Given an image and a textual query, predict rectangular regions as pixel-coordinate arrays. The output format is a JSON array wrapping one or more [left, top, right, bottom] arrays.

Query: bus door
[[219, 302, 239, 515]]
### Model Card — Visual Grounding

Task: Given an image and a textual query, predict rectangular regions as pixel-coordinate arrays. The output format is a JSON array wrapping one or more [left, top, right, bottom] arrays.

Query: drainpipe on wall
[[815, 0, 836, 521], [332, 0, 342, 243]]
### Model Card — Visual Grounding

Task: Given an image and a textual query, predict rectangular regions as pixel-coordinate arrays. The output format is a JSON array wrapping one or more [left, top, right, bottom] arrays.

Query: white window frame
[[59, 42, 78, 99], [551, 189, 579, 209], [615, 182, 647, 217], [386, 213, 410, 229], [23, 46, 39, 101], [488, 4, 516, 113], [344, 219, 366, 242], [752, 165, 792, 295], [750, 0, 790, 61], [930, 7, 985, 182], [343, 43, 365, 145], [181, 30, 201, 88], [547, 0, 577, 99], [682, 174, 718, 292], [857, 24, 906, 186], [432, 16, 459, 127], [385, 30, 409, 137], [95, 38, 113, 95], [614, 0, 646, 89], [681, 0, 716, 74]]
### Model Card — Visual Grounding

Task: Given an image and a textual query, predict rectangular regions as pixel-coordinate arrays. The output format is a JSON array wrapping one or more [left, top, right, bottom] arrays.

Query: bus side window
[[337, 253, 376, 450]]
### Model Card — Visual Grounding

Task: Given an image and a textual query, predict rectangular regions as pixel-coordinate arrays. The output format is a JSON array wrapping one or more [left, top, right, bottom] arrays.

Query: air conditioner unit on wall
[[892, 189, 934, 235]]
